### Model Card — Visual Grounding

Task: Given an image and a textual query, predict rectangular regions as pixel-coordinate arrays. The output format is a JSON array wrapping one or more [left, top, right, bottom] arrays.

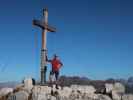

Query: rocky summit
[[0, 78, 133, 100]]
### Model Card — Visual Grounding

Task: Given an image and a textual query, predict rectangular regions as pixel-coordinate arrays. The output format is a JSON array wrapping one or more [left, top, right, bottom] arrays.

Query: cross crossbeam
[[33, 19, 56, 32]]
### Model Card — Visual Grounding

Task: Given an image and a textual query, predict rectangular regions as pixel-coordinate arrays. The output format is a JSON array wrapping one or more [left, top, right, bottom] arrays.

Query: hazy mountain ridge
[[0, 81, 19, 90]]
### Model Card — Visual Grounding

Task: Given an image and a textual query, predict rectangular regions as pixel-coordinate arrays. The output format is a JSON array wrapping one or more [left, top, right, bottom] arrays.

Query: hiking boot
[[56, 84, 59, 89], [51, 89, 54, 96]]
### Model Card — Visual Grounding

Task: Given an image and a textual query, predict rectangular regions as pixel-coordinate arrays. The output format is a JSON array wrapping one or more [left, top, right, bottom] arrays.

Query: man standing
[[46, 54, 63, 89]]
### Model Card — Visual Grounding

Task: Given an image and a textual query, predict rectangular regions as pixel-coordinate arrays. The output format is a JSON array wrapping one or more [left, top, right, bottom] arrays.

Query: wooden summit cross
[[33, 8, 56, 85]]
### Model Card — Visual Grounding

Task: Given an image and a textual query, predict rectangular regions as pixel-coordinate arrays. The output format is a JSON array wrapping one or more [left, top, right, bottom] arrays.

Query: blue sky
[[0, 0, 133, 82]]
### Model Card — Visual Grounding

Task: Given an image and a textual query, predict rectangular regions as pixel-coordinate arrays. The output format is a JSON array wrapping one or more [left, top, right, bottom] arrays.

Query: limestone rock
[[87, 93, 99, 100], [0, 88, 13, 96], [58, 86, 72, 98], [113, 82, 125, 93], [122, 94, 133, 100], [97, 94, 112, 100], [37, 93, 47, 100], [10, 90, 29, 100], [32, 85, 51, 94], [112, 91, 122, 100], [1, 82, 129, 100], [105, 82, 125, 94], [50, 96, 56, 100], [83, 85, 96, 94], [23, 78, 34, 93], [32, 85, 52, 100], [105, 83, 114, 93], [70, 85, 96, 94]]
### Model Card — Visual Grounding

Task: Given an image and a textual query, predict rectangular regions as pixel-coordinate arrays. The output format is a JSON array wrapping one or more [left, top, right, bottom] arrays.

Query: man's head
[[53, 54, 59, 59]]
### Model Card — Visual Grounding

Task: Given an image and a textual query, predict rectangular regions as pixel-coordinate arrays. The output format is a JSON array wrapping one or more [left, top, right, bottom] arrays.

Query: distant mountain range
[[0, 81, 19, 89]]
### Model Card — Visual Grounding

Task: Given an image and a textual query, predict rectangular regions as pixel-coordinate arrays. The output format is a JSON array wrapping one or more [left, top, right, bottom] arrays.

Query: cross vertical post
[[33, 8, 56, 85]]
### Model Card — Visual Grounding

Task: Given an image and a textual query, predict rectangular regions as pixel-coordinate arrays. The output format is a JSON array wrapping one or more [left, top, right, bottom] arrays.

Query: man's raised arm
[[46, 55, 52, 62]]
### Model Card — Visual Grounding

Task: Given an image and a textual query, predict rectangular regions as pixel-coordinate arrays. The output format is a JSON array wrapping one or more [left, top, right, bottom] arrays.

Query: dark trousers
[[50, 69, 59, 81]]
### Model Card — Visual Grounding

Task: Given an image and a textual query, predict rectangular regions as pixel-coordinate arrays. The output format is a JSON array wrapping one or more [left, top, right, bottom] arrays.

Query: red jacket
[[51, 58, 62, 71]]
